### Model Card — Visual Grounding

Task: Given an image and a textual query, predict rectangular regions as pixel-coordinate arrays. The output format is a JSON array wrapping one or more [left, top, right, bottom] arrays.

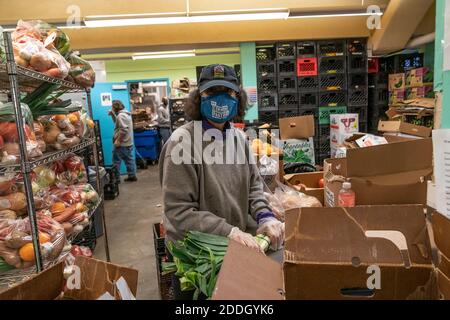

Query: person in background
[[108, 100, 138, 182], [157, 96, 171, 145], [159, 64, 284, 299]]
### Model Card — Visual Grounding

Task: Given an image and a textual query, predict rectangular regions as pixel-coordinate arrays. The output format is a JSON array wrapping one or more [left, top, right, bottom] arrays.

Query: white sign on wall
[[101, 92, 112, 107], [432, 129, 450, 218]]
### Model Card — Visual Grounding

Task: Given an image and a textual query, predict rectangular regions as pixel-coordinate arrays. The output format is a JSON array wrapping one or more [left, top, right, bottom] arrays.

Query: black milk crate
[[298, 107, 319, 118], [258, 93, 278, 110], [315, 124, 331, 139], [169, 98, 186, 115], [359, 121, 368, 133], [256, 46, 276, 62], [277, 59, 296, 77], [257, 61, 276, 78], [348, 105, 368, 123], [348, 73, 368, 88], [347, 39, 368, 56], [276, 42, 296, 60], [369, 88, 389, 105], [153, 223, 166, 257], [278, 76, 297, 93], [298, 76, 318, 91], [316, 136, 331, 156], [72, 224, 97, 251], [319, 56, 346, 74], [299, 91, 319, 108], [297, 41, 316, 58], [259, 110, 278, 125], [319, 73, 347, 91], [257, 77, 277, 92], [318, 40, 346, 57], [319, 91, 347, 107], [348, 55, 368, 73], [369, 72, 388, 88], [279, 107, 299, 119], [348, 88, 368, 106], [278, 92, 298, 109]]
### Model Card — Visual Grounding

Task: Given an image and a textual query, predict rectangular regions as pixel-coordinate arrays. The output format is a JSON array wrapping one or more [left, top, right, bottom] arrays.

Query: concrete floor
[[94, 165, 163, 300]]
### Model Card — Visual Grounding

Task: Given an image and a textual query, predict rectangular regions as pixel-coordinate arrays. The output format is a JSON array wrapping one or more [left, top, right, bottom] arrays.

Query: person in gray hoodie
[[109, 100, 137, 182], [160, 64, 284, 251]]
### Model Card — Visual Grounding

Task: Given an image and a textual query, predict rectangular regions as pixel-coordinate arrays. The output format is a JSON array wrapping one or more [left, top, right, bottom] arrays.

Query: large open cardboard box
[[324, 138, 432, 207], [212, 205, 450, 300], [378, 120, 431, 138], [283, 172, 324, 205], [0, 256, 138, 300]]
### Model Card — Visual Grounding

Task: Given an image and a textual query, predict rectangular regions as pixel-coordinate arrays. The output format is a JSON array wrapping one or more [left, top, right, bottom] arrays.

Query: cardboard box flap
[[212, 240, 284, 300], [284, 172, 324, 188], [346, 138, 433, 177], [437, 270, 450, 300], [378, 121, 432, 138], [352, 169, 433, 187], [279, 115, 315, 140], [0, 262, 64, 300], [284, 206, 432, 266], [64, 256, 138, 300], [432, 212, 450, 268]]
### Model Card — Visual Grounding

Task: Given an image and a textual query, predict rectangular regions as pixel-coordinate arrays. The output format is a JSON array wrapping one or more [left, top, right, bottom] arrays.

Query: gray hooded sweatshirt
[[159, 121, 272, 243], [114, 109, 134, 147]]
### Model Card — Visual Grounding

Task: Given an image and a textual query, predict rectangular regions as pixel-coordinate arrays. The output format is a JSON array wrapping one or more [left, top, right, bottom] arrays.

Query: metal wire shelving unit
[[0, 31, 110, 290]]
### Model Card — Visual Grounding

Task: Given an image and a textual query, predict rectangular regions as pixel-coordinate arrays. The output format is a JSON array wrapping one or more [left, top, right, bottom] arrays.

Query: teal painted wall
[[240, 42, 258, 122], [105, 54, 241, 83], [435, 0, 450, 128]]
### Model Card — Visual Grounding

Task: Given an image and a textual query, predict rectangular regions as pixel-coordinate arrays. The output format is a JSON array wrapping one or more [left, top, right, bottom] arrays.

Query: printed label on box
[[281, 138, 315, 165], [325, 186, 335, 207]]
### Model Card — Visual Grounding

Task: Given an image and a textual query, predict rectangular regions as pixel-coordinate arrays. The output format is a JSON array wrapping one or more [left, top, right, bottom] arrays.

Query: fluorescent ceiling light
[[288, 11, 383, 19], [132, 53, 196, 60], [84, 9, 289, 28], [134, 50, 195, 56]]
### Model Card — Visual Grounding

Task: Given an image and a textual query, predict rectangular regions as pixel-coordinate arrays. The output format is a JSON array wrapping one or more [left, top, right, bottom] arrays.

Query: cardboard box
[[389, 73, 405, 91], [324, 138, 433, 207], [406, 85, 434, 100], [431, 212, 450, 299], [284, 172, 324, 204], [0, 257, 138, 300], [389, 89, 405, 105], [406, 67, 433, 88], [378, 120, 432, 138], [278, 116, 316, 165], [330, 113, 359, 134], [213, 205, 449, 300]]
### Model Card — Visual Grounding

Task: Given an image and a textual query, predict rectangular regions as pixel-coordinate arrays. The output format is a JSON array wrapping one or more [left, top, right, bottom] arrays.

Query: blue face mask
[[200, 93, 238, 123]]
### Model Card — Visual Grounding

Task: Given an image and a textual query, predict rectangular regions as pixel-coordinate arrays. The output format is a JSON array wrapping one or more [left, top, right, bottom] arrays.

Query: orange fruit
[[19, 243, 35, 262], [87, 119, 95, 129], [39, 232, 51, 244], [68, 114, 79, 125], [52, 115, 66, 121], [50, 202, 66, 215]]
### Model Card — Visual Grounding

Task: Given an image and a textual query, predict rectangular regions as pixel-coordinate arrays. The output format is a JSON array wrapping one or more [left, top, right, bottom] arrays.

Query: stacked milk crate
[[315, 40, 348, 164]]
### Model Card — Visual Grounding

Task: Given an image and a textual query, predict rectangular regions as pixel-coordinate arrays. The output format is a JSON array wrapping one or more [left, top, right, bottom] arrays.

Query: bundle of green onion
[[162, 231, 270, 300]]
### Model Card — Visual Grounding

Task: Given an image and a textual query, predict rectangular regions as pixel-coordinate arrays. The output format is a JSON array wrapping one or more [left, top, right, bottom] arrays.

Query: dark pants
[[113, 145, 136, 179], [159, 127, 171, 146]]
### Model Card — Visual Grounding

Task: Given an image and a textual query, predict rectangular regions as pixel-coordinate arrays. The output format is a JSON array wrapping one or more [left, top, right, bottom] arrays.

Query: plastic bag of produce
[[264, 182, 322, 222], [13, 20, 70, 57], [67, 52, 95, 88], [53, 154, 88, 186], [72, 183, 99, 209], [33, 120, 46, 153], [39, 116, 80, 151], [0, 212, 66, 270], [0, 102, 42, 163], [12, 22, 70, 78], [0, 173, 18, 196]]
